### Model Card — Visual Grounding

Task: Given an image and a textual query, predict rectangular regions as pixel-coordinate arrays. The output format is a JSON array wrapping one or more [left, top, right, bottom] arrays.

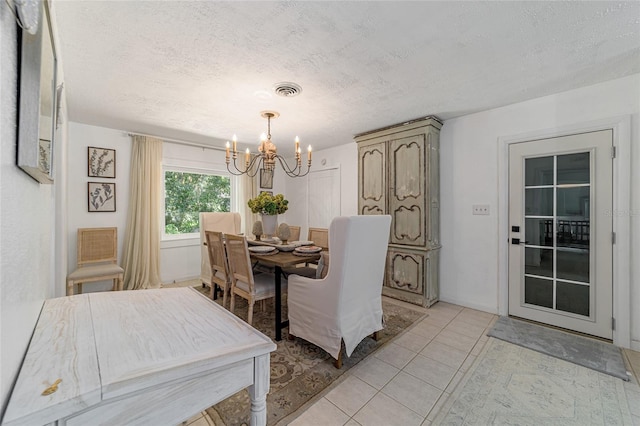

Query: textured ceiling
[[53, 1, 640, 154]]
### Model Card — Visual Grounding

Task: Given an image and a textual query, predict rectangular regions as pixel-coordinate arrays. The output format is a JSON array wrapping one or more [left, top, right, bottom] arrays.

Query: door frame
[[497, 116, 631, 348]]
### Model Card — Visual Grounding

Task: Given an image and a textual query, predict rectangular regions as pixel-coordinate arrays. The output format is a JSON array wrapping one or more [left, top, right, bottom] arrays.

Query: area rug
[[196, 288, 424, 426], [433, 338, 635, 424], [488, 316, 629, 381]]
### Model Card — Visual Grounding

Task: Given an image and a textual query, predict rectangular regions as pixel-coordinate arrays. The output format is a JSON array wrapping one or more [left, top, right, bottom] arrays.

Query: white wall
[[439, 74, 640, 349], [0, 2, 64, 411], [285, 142, 358, 236], [66, 123, 131, 292]]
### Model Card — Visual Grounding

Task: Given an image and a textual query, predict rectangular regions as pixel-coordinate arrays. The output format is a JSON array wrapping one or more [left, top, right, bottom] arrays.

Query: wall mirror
[[17, 0, 57, 184]]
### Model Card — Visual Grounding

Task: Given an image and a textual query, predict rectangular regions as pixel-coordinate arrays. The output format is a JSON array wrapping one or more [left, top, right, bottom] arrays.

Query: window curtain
[[122, 135, 163, 290]]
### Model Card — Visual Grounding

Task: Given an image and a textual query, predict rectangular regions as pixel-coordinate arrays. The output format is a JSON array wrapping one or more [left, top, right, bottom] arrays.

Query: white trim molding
[[497, 115, 631, 348]]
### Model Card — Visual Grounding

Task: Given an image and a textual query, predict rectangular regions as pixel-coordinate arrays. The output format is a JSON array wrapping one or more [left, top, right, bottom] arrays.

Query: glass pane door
[[523, 152, 591, 317]]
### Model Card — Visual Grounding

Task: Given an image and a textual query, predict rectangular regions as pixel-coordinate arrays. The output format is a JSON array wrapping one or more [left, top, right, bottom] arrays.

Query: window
[[164, 169, 231, 237]]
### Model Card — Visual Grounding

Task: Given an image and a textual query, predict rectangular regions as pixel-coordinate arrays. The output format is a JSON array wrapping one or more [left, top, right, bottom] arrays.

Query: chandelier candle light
[[225, 111, 312, 178]]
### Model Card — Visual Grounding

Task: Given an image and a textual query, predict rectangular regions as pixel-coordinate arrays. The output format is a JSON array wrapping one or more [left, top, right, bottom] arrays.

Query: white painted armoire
[[355, 116, 442, 307]]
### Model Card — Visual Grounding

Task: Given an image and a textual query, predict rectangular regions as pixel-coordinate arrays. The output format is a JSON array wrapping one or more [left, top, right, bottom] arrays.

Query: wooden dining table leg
[[275, 266, 283, 341]]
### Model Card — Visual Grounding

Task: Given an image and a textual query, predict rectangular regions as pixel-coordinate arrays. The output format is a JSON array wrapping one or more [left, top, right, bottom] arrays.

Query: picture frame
[[88, 182, 116, 212], [88, 146, 116, 178], [260, 168, 273, 189]]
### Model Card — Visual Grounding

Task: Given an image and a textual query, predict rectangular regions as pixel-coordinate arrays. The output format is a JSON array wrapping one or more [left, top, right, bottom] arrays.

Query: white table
[[3, 288, 276, 426]]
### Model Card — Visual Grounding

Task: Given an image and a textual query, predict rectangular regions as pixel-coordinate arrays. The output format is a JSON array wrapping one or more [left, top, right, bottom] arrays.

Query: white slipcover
[[287, 215, 392, 359], [199, 212, 241, 286]]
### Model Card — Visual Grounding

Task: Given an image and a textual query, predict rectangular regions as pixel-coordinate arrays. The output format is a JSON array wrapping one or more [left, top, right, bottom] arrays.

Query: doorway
[[508, 130, 613, 339]]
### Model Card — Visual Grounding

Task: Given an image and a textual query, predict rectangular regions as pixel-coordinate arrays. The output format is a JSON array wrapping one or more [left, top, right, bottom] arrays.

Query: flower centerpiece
[[248, 193, 289, 239]]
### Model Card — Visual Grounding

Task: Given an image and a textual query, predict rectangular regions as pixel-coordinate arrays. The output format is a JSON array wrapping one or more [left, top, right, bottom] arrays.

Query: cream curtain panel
[[122, 135, 163, 290]]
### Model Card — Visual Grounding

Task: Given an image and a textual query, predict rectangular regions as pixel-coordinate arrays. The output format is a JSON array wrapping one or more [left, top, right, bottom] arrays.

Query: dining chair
[[205, 230, 231, 309], [287, 215, 392, 368], [289, 226, 301, 242], [199, 212, 241, 294], [225, 234, 282, 325], [67, 227, 124, 296], [307, 227, 329, 249]]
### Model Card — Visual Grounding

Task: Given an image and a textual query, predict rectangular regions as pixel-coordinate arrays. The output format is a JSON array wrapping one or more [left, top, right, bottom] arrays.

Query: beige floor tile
[[426, 391, 451, 421], [455, 309, 495, 327], [459, 354, 477, 373], [352, 356, 400, 390], [381, 371, 441, 417], [325, 375, 378, 417], [410, 321, 443, 340], [344, 420, 362, 426], [183, 411, 203, 425], [420, 313, 453, 328], [187, 417, 210, 426], [421, 340, 468, 369], [289, 398, 350, 426], [353, 392, 424, 426], [427, 302, 463, 315], [374, 342, 416, 369], [470, 337, 488, 356], [403, 354, 456, 390], [444, 371, 464, 394], [393, 331, 432, 353], [421, 419, 432, 426], [445, 319, 486, 339], [433, 329, 477, 353]]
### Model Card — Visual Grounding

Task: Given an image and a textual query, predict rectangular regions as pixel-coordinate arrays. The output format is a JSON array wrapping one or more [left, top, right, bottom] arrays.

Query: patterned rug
[[196, 287, 424, 426], [433, 338, 636, 424]]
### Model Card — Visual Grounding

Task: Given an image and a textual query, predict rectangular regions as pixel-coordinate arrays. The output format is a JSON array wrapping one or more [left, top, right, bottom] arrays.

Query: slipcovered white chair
[[199, 212, 241, 295], [287, 215, 392, 368]]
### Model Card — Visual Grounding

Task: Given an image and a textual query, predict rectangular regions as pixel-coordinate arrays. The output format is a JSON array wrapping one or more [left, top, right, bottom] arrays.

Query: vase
[[261, 214, 278, 240]]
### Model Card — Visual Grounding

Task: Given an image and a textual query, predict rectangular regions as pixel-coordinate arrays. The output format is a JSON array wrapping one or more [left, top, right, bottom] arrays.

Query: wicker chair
[[225, 234, 281, 325], [67, 227, 124, 296]]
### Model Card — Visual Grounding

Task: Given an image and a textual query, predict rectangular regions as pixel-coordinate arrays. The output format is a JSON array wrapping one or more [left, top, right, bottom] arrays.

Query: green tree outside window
[[164, 171, 231, 234]]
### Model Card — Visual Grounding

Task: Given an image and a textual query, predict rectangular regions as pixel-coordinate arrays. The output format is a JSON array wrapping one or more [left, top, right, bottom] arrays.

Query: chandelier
[[225, 111, 312, 178]]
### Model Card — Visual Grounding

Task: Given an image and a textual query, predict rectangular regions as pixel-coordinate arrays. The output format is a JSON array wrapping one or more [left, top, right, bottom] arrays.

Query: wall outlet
[[472, 204, 490, 215]]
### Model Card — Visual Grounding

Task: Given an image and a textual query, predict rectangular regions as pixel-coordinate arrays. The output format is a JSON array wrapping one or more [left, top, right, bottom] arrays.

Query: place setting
[[248, 245, 279, 255], [293, 245, 323, 256]]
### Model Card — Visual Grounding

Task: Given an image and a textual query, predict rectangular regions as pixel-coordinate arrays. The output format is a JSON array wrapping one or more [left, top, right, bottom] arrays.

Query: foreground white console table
[[3, 288, 276, 426]]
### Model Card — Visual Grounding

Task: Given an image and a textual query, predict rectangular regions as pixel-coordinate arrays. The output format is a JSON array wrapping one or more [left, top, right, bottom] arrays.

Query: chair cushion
[[68, 264, 124, 280], [235, 273, 286, 298], [316, 252, 330, 279]]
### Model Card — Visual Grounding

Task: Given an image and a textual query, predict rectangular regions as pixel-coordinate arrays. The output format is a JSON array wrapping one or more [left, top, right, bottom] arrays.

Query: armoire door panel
[[392, 205, 423, 242], [389, 135, 426, 246], [358, 142, 386, 215], [386, 249, 424, 295]]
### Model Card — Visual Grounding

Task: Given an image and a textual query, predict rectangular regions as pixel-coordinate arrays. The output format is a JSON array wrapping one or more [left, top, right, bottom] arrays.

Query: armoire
[[355, 116, 442, 307]]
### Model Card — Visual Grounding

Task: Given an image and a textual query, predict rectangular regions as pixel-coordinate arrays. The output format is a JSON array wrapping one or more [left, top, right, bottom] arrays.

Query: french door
[[508, 130, 613, 339]]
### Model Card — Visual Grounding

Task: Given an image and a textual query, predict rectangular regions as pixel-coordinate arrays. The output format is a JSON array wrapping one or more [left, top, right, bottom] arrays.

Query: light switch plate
[[472, 204, 490, 215]]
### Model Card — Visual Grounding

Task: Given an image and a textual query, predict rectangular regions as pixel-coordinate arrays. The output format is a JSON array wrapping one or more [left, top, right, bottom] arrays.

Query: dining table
[[249, 249, 321, 341]]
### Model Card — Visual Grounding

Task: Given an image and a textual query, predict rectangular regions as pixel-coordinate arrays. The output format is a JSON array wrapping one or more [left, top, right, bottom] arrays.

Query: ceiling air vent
[[273, 82, 302, 97]]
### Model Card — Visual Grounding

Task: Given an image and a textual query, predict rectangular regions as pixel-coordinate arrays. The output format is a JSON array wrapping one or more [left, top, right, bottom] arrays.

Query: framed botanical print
[[260, 168, 273, 189], [88, 182, 116, 212], [88, 146, 116, 178]]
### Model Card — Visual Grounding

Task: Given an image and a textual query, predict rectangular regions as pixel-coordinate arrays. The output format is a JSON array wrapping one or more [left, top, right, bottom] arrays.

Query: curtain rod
[[126, 131, 226, 152]]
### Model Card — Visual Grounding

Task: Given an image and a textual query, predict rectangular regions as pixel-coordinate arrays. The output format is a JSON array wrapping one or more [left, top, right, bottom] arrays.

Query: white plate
[[294, 245, 322, 254], [292, 241, 314, 246], [248, 246, 277, 253]]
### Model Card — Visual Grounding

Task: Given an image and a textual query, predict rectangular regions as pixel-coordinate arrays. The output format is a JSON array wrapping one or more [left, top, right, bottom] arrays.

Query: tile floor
[[180, 296, 640, 426]]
